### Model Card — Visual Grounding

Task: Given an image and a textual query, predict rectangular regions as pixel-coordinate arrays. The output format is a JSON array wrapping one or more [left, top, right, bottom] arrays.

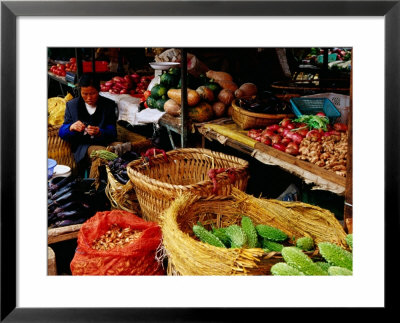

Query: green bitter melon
[[281, 247, 328, 276], [192, 225, 226, 248], [328, 266, 353, 276], [271, 262, 305, 276], [262, 239, 283, 252], [318, 242, 353, 271], [296, 236, 314, 251], [255, 224, 288, 242], [225, 224, 247, 248], [241, 216, 258, 248], [346, 234, 353, 251]]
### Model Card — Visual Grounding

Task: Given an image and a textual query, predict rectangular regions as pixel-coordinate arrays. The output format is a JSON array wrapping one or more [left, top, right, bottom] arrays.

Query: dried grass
[[161, 188, 346, 276]]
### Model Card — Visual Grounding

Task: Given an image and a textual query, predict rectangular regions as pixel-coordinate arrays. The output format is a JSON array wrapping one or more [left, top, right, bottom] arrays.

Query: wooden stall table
[[197, 118, 346, 196]]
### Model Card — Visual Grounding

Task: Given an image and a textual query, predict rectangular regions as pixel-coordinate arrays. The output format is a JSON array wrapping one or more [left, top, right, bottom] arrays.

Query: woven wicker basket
[[161, 188, 347, 276], [105, 166, 142, 215], [47, 124, 76, 171], [231, 99, 294, 130], [127, 148, 249, 223]]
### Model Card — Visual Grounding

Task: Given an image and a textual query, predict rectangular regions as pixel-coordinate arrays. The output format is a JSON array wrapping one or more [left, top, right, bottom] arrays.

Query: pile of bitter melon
[[192, 215, 305, 253]]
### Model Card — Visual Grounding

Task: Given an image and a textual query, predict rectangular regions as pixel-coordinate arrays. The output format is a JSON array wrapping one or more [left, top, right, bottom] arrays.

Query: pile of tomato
[[247, 114, 348, 156], [100, 74, 153, 96], [49, 57, 77, 77]]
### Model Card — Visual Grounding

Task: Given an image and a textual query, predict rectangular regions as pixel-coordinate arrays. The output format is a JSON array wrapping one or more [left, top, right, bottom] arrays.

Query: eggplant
[[49, 175, 73, 193], [49, 190, 77, 207], [54, 218, 87, 227], [52, 200, 81, 214], [114, 173, 129, 185], [55, 210, 82, 220], [50, 185, 74, 201]]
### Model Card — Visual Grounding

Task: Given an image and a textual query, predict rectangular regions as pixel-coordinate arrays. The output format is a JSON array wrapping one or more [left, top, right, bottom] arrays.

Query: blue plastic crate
[[289, 97, 341, 123]]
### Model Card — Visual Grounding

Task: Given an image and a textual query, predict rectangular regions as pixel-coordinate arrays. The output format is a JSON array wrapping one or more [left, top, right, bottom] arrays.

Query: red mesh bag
[[70, 210, 165, 275]]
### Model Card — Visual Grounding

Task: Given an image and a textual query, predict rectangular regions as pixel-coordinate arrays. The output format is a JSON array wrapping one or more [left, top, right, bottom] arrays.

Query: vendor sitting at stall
[[59, 73, 119, 176]]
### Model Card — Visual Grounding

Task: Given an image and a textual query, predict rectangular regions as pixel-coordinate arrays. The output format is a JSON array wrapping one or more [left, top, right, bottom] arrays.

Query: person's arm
[[58, 102, 84, 140]]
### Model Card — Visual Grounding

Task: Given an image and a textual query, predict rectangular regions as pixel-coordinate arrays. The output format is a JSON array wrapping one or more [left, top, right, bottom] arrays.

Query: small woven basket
[[47, 124, 76, 171], [231, 99, 294, 130], [161, 188, 347, 276], [126, 148, 249, 223], [105, 166, 141, 215]]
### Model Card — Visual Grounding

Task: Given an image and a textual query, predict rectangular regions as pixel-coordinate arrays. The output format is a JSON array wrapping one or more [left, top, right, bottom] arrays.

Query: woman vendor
[[59, 74, 119, 175]]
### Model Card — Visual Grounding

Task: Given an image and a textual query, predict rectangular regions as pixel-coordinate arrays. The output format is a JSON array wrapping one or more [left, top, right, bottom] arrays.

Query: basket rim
[[232, 99, 294, 119], [127, 147, 249, 190]]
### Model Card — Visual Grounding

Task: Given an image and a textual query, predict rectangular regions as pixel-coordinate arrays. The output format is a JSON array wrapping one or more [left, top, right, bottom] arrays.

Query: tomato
[[120, 89, 128, 94], [296, 128, 309, 137], [316, 112, 326, 117], [291, 133, 304, 144], [144, 102, 149, 108], [286, 123, 296, 130], [333, 123, 348, 132], [69, 57, 76, 63], [270, 134, 282, 145], [272, 143, 287, 152], [285, 146, 299, 155], [260, 135, 272, 146], [281, 137, 292, 146], [266, 124, 280, 132], [280, 118, 292, 128]]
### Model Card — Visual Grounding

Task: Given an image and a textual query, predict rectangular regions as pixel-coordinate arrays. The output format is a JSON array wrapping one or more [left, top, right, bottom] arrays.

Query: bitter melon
[[346, 234, 353, 251], [255, 224, 288, 242], [192, 225, 226, 248], [318, 242, 353, 271], [271, 262, 305, 276], [241, 216, 258, 248], [296, 236, 314, 251], [262, 239, 283, 252], [281, 247, 328, 276], [315, 261, 331, 273], [225, 225, 247, 248], [328, 266, 353, 276], [211, 227, 230, 247]]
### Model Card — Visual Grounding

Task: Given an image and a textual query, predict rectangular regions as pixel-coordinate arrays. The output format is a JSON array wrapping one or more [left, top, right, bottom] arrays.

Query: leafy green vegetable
[[293, 115, 329, 131]]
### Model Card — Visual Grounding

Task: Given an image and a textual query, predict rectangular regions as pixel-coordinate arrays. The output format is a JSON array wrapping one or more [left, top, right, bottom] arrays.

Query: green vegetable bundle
[[293, 115, 329, 131]]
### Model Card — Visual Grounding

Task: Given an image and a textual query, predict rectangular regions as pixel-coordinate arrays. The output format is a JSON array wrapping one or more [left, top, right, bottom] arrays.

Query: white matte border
[[17, 16, 384, 308]]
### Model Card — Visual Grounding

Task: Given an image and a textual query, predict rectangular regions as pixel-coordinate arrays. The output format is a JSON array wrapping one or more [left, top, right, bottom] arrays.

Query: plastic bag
[[70, 210, 164, 275]]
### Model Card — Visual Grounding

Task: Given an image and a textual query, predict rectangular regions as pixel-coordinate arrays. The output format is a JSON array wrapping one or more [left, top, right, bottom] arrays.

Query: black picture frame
[[1, 1, 398, 321]]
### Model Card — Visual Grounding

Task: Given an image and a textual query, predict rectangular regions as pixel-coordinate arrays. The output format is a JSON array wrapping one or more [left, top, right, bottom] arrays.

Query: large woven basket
[[231, 99, 294, 130], [105, 166, 142, 215], [127, 148, 249, 223], [161, 188, 348, 276], [47, 124, 76, 171]]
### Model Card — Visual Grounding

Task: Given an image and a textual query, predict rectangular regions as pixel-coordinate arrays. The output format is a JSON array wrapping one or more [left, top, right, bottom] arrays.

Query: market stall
[[47, 47, 353, 276]]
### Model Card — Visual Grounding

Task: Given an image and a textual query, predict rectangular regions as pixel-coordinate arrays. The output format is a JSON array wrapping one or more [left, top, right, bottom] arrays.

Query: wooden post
[[343, 49, 353, 233]]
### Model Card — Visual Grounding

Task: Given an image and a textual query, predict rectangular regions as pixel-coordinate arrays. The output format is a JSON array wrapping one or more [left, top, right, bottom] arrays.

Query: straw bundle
[[105, 166, 141, 215], [161, 188, 347, 276], [127, 148, 249, 223]]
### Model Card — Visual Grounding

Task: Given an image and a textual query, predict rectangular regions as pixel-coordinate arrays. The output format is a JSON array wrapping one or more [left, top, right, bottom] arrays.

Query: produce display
[[47, 176, 108, 228], [49, 57, 77, 77], [107, 151, 140, 185], [100, 74, 153, 96], [192, 215, 297, 252], [247, 112, 349, 177], [146, 67, 260, 122], [270, 237, 353, 276], [91, 224, 142, 251]]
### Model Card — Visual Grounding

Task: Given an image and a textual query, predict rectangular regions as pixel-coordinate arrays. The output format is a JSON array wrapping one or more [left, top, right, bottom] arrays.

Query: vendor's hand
[[86, 125, 100, 136], [70, 120, 86, 132]]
